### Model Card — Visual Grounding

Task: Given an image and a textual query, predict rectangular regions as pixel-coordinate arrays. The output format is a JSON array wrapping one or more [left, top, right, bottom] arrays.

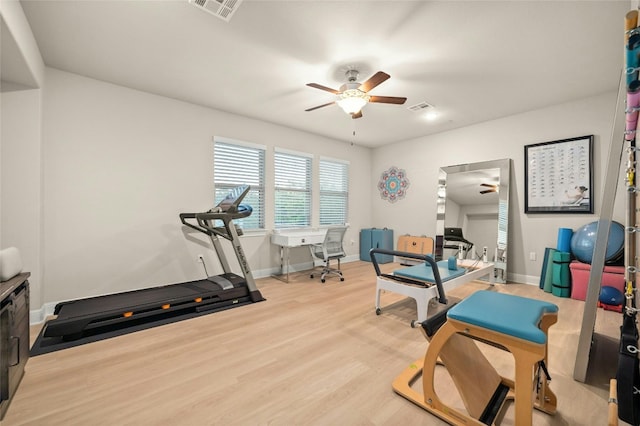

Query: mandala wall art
[[378, 166, 410, 203]]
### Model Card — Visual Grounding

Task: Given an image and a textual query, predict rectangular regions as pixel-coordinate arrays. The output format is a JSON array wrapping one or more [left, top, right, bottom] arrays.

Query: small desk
[[271, 229, 326, 282]]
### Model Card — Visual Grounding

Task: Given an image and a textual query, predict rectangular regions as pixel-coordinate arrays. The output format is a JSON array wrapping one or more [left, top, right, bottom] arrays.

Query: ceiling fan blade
[[305, 101, 335, 112], [351, 111, 363, 119], [369, 95, 407, 105], [306, 83, 341, 94], [358, 71, 390, 93]]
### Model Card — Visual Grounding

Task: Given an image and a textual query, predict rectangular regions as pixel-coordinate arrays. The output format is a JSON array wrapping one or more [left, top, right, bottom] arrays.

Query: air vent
[[188, 0, 243, 22], [407, 101, 433, 112]]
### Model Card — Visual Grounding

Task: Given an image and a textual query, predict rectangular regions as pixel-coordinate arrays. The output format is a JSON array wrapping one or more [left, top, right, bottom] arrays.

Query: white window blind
[[319, 159, 349, 225], [274, 151, 311, 228], [214, 139, 265, 230]]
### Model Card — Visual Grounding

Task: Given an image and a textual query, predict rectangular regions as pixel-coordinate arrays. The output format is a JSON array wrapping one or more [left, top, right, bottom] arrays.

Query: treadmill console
[[213, 185, 250, 213], [180, 185, 253, 237]]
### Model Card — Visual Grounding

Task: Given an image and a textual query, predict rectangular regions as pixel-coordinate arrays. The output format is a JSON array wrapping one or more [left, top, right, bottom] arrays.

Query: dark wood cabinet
[[0, 272, 30, 420]]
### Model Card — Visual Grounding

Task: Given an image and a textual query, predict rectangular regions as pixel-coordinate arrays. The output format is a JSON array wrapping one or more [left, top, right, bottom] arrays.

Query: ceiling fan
[[305, 70, 407, 119], [479, 183, 499, 194]]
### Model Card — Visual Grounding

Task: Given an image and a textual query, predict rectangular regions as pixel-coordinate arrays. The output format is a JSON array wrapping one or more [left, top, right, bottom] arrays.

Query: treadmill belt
[[31, 275, 254, 356], [56, 285, 204, 318], [54, 277, 242, 319], [31, 295, 251, 356]]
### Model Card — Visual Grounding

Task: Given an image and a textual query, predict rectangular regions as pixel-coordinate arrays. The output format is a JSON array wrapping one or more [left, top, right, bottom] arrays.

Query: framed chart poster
[[524, 135, 594, 214]]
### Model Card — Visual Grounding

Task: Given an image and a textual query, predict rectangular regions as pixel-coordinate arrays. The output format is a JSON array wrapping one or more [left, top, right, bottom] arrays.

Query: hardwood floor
[[3, 261, 623, 425]]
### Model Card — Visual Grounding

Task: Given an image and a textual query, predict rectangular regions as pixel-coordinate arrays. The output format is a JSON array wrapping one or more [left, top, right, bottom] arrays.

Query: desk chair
[[310, 226, 347, 283]]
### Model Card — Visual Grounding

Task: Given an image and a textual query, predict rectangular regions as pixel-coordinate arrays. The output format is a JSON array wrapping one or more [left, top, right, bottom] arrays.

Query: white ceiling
[[8, 0, 630, 148]]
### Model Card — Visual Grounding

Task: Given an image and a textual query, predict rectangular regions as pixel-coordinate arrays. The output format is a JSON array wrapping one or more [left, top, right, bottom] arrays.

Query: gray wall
[[371, 91, 625, 284]]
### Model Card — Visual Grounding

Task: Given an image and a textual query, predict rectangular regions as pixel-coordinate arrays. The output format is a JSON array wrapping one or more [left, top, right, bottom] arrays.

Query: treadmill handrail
[[444, 236, 474, 248], [195, 206, 252, 222], [180, 213, 212, 236], [369, 248, 448, 305], [179, 212, 235, 240], [180, 207, 252, 241]]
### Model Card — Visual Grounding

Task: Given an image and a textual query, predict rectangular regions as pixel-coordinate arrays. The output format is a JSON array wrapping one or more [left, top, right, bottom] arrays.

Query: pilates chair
[[394, 290, 558, 426]]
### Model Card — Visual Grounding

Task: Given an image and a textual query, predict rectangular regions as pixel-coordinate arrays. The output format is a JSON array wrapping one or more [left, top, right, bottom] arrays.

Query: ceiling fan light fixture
[[306, 70, 403, 118], [337, 89, 370, 114]]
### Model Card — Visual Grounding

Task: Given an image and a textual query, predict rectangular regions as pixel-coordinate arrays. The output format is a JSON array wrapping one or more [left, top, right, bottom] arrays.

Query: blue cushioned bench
[[447, 290, 558, 344], [393, 260, 466, 283]]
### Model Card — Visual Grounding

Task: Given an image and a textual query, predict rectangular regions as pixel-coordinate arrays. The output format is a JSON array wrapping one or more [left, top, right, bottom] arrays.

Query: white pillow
[[0, 247, 23, 282]]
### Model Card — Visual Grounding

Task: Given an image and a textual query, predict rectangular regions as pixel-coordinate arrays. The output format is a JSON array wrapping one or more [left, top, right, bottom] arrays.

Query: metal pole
[[573, 72, 626, 382]]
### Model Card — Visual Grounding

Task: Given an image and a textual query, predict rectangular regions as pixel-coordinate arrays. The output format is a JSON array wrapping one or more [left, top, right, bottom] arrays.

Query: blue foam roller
[[557, 228, 573, 253]]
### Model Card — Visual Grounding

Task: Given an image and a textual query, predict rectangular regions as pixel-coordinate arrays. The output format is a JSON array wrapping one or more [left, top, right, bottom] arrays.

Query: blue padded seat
[[393, 260, 466, 283], [447, 291, 558, 344]]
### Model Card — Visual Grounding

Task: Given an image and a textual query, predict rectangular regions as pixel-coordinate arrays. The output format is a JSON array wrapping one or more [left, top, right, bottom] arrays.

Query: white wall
[[0, 0, 45, 88], [372, 91, 625, 284], [1, 1, 45, 317], [460, 204, 499, 258], [39, 68, 372, 307], [1, 89, 43, 313]]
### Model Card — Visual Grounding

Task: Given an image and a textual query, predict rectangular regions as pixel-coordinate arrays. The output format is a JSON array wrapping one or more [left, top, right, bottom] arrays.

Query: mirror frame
[[436, 158, 511, 283]]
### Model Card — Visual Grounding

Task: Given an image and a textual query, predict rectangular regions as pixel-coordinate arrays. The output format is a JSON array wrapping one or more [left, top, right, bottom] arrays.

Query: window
[[274, 150, 312, 228], [214, 138, 265, 230], [319, 158, 349, 225]]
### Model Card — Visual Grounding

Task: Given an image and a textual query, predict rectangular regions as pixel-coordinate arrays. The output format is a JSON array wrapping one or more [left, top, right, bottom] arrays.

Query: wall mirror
[[436, 158, 511, 283]]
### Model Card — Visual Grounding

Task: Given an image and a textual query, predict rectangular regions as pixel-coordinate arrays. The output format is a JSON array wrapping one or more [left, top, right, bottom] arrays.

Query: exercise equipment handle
[[369, 248, 447, 304], [179, 212, 212, 236]]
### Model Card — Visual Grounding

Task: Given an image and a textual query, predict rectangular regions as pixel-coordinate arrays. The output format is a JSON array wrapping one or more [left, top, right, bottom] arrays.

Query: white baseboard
[[251, 254, 359, 279], [30, 301, 57, 325], [508, 273, 539, 286]]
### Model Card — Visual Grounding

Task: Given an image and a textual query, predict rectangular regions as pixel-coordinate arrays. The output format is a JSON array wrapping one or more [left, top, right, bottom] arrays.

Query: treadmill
[[41, 185, 265, 341], [443, 227, 474, 257]]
